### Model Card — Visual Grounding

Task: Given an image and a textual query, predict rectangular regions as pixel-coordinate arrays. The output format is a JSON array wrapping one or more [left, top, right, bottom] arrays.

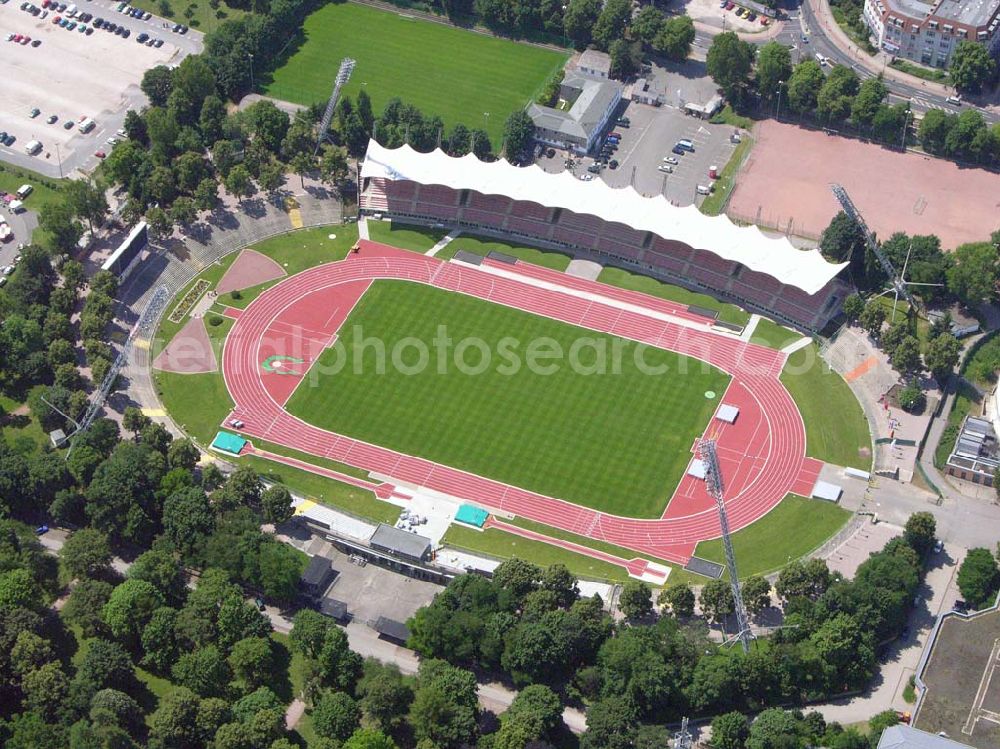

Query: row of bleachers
[[599, 222, 647, 247], [506, 217, 553, 237], [779, 284, 821, 308], [739, 269, 782, 295], [731, 281, 776, 303], [557, 211, 606, 234], [601, 241, 642, 261], [689, 249, 736, 275], [386, 181, 418, 200], [510, 201, 552, 221], [645, 252, 687, 274], [552, 227, 598, 249], [650, 237, 696, 264], [420, 203, 456, 220], [385, 195, 417, 212], [462, 209, 507, 226], [417, 184, 460, 206], [467, 192, 511, 212]]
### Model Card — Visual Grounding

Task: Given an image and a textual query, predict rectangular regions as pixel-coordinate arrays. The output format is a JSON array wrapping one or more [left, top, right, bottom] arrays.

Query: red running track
[[221, 241, 822, 565]]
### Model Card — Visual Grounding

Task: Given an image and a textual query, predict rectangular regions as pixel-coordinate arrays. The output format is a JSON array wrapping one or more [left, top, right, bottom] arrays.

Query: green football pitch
[[263, 3, 567, 144], [285, 281, 730, 517]]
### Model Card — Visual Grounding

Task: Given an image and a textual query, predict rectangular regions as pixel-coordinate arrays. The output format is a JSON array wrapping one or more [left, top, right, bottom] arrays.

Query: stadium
[[358, 141, 851, 332], [184, 138, 864, 580]]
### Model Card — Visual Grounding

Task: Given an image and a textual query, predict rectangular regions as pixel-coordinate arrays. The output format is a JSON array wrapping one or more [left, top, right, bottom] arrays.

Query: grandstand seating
[[363, 179, 846, 330]]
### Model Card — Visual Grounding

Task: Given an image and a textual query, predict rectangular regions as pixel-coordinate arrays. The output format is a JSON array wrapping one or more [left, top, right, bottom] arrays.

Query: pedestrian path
[[425, 229, 461, 257]]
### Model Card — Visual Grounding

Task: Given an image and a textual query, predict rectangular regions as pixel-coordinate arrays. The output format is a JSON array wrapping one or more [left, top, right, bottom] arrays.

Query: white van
[[79, 117, 96, 134], [15, 184, 32, 199], [946, 95, 962, 106], [677, 138, 695, 151], [25, 140, 42, 156], [65, 3, 77, 15], [815, 53, 828, 66], [696, 184, 713, 196]]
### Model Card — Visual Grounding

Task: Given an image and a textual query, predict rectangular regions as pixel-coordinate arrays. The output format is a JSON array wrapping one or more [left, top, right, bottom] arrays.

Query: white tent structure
[[361, 141, 847, 296]]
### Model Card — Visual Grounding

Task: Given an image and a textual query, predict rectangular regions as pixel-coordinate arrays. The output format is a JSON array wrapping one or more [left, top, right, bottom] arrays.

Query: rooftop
[[361, 140, 847, 295], [878, 725, 971, 749], [527, 73, 621, 141], [885, 0, 999, 26], [369, 523, 432, 561], [577, 48, 611, 74]]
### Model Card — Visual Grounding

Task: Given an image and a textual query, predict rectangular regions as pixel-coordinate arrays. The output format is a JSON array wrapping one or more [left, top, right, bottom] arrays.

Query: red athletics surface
[[221, 241, 820, 565]]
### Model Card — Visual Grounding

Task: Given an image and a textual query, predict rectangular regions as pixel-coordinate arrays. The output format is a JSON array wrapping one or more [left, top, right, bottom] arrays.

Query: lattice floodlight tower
[[697, 438, 753, 653], [830, 183, 918, 315], [673, 717, 694, 749], [69, 284, 171, 456], [315, 58, 357, 155]]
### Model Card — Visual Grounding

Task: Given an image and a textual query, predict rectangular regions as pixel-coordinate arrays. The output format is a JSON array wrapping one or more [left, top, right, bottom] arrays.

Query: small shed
[[300, 555, 336, 598], [320, 598, 349, 622], [811, 480, 843, 502], [372, 616, 411, 644], [369, 523, 432, 563], [455, 504, 489, 528], [715, 404, 740, 424], [210, 431, 247, 456], [687, 458, 707, 480], [49, 429, 67, 449]]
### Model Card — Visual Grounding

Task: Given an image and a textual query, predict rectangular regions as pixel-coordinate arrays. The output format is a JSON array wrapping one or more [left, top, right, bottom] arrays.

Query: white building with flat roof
[[864, 0, 1000, 68]]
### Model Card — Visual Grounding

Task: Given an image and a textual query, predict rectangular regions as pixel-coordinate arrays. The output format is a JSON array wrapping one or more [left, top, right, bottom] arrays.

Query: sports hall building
[[359, 141, 850, 331]]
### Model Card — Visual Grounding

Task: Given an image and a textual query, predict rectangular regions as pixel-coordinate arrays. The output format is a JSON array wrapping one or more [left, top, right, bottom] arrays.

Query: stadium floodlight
[[698, 437, 753, 653], [315, 58, 357, 155]]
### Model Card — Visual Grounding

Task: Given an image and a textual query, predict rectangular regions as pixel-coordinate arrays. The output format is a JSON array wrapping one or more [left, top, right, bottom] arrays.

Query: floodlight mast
[[315, 58, 357, 155], [830, 183, 916, 310], [698, 438, 753, 653]]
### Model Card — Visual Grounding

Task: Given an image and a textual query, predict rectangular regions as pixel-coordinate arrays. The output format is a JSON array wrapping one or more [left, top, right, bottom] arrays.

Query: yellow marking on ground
[[294, 499, 318, 516], [288, 208, 303, 229], [141, 408, 166, 417], [133, 338, 150, 350]]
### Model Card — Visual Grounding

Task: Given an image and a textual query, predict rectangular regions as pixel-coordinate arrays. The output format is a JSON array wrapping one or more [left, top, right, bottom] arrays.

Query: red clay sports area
[[220, 241, 822, 576]]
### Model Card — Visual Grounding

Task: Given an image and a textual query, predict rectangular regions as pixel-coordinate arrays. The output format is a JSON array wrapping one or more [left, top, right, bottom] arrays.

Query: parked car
[[94, 150, 106, 158], [136, 31, 148, 41], [31, 37, 41, 44], [153, 37, 163, 46], [46, 114, 58, 123], [658, 164, 673, 173], [29, 107, 40, 117], [663, 156, 679, 164], [63, 120, 74, 129], [671, 144, 685, 155]]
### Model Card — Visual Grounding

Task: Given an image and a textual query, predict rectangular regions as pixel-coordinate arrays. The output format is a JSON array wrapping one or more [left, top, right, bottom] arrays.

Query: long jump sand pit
[[729, 120, 1000, 249], [0, 1, 181, 165]]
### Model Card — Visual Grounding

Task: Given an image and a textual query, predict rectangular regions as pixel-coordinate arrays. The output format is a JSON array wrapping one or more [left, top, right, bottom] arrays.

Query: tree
[[631, 5, 664, 44], [290, 609, 333, 659], [148, 687, 202, 748], [170, 197, 198, 227], [591, 0, 630, 51], [142, 65, 175, 107], [167, 438, 200, 471], [20, 661, 69, 721], [652, 15, 695, 61], [194, 177, 220, 212], [61, 528, 112, 580], [819, 211, 864, 264], [859, 300, 886, 338], [357, 663, 412, 732], [711, 711, 750, 749], [540, 563, 578, 608], [919, 108, 955, 153], [123, 406, 152, 439], [102, 579, 164, 644], [868, 710, 901, 746], [313, 691, 361, 742], [925, 333, 960, 383], [776, 558, 831, 601], [90, 688, 143, 734], [145, 206, 171, 239], [260, 484, 294, 525], [141, 607, 179, 673], [850, 76, 889, 130], [224, 165, 254, 204], [504, 683, 563, 737], [171, 645, 231, 697], [74, 638, 136, 696], [890, 335, 922, 375], [228, 636, 274, 688], [290, 152, 314, 189], [580, 696, 637, 749], [618, 580, 653, 620], [699, 578, 734, 622], [563, 0, 601, 48], [64, 178, 109, 237], [741, 575, 772, 616], [947, 241, 999, 304], [342, 728, 397, 749], [493, 558, 541, 600], [609, 39, 643, 80], [898, 382, 925, 412], [39, 202, 83, 254], [787, 60, 825, 114], [756, 42, 792, 102], [130, 549, 186, 605], [658, 582, 695, 617], [950, 40, 997, 93], [502, 110, 536, 165], [706, 32, 754, 101], [163, 486, 215, 559], [901, 512, 937, 562], [816, 66, 860, 123], [957, 548, 1000, 609], [320, 145, 350, 190], [317, 626, 363, 692], [843, 293, 865, 322], [63, 578, 114, 637], [258, 540, 305, 602], [409, 660, 479, 749], [747, 708, 802, 749]]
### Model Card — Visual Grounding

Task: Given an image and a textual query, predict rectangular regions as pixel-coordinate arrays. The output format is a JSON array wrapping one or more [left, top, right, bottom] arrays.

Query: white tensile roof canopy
[[362, 140, 847, 295]]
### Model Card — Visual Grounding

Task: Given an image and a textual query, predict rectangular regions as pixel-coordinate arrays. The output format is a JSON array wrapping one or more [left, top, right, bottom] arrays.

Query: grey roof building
[[301, 555, 337, 598], [877, 725, 970, 749], [527, 72, 622, 155], [369, 523, 432, 562], [576, 48, 611, 78], [945, 414, 999, 487]]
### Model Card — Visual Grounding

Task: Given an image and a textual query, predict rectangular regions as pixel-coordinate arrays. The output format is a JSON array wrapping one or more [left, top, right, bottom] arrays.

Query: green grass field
[[263, 3, 567, 144], [781, 344, 872, 470], [437, 233, 573, 270], [750, 318, 804, 350], [367, 220, 449, 253], [694, 494, 851, 578], [597, 267, 750, 327], [287, 280, 730, 516]]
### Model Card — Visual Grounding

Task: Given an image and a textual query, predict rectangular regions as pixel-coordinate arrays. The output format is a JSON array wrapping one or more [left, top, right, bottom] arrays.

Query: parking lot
[[0, 0, 200, 177], [537, 86, 741, 207]]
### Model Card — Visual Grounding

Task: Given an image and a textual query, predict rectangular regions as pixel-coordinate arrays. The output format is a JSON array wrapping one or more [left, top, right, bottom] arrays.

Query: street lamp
[[776, 81, 784, 119], [247, 53, 255, 90], [900, 102, 912, 150]]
